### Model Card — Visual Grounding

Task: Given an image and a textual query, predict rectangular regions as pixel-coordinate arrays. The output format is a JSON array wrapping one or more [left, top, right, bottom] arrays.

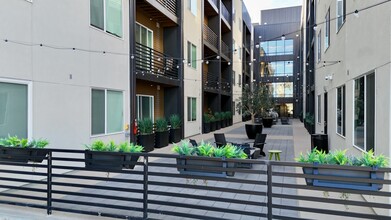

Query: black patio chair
[[252, 133, 267, 158], [189, 139, 198, 147], [214, 133, 238, 148]]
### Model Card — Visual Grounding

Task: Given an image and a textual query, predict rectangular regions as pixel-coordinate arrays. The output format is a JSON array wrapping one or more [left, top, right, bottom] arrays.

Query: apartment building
[[254, 6, 302, 118], [0, 0, 130, 149], [0, 0, 250, 147]]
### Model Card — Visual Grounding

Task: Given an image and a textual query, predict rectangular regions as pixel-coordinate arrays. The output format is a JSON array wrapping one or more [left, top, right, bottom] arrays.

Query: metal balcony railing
[[221, 3, 231, 22], [221, 40, 230, 59], [203, 24, 218, 50], [156, 0, 178, 17], [221, 78, 231, 93], [203, 72, 219, 92], [135, 42, 179, 80]]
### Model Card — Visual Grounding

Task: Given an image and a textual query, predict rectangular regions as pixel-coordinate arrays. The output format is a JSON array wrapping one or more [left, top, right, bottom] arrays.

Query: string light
[[354, 10, 359, 18]]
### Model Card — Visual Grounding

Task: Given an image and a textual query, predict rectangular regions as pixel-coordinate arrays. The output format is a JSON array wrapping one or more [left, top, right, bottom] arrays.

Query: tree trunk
[[251, 114, 255, 123]]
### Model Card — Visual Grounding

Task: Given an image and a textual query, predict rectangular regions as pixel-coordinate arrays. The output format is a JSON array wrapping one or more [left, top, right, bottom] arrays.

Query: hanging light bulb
[[205, 60, 209, 64], [313, 24, 318, 31], [281, 34, 286, 40], [248, 62, 252, 66], [216, 55, 220, 59], [354, 10, 359, 18], [228, 62, 231, 65], [183, 59, 186, 63], [255, 44, 260, 49]]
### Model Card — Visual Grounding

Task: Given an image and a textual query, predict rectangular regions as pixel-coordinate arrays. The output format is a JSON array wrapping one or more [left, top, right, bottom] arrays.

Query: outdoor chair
[[214, 133, 254, 159], [189, 139, 198, 147], [252, 133, 267, 158]]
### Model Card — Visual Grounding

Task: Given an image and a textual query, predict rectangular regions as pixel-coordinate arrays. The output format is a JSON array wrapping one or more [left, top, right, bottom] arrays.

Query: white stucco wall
[[0, 0, 130, 149]]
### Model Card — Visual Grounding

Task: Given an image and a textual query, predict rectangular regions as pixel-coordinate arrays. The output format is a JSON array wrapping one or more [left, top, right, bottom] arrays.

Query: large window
[[336, 0, 346, 31], [337, 85, 346, 136], [0, 82, 28, 138], [317, 30, 321, 63], [261, 61, 293, 77], [188, 0, 197, 16], [92, 89, 123, 135], [317, 95, 321, 123], [136, 95, 154, 121], [90, 0, 123, 37], [187, 97, 197, 121], [187, 42, 197, 69], [260, 39, 293, 56], [238, 74, 242, 87], [325, 8, 330, 49], [354, 74, 375, 151], [232, 71, 236, 86], [267, 83, 293, 98]]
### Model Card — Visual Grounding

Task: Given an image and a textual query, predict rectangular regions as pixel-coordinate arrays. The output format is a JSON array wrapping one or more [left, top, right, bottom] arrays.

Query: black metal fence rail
[[135, 42, 179, 80], [0, 150, 390, 220], [221, 40, 230, 59], [203, 71, 219, 92], [156, 0, 178, 17], [220, 78, 231, 94], [203, 24, 218, 50]]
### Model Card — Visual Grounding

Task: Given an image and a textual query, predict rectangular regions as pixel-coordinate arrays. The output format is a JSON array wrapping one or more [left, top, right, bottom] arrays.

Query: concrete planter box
[[84, 150, 140, 171], [0, 146, 49, 163], [176, 157, 236, 177], [303, 166, 384, 191]]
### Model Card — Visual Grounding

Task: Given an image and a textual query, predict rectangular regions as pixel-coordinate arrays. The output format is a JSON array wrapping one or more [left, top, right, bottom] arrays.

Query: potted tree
[[236, 83, 269, 139], [137, 118, 155, 152], [203, 113, 211, 133], [85, 140, 143, 171], [155, 118, 169, 148], [169, 114, 181, 143], [0, 135, 49, 163]]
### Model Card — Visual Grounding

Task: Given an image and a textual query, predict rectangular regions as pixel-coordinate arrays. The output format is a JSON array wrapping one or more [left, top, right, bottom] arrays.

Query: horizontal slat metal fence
[[0, 150, 390, 219]]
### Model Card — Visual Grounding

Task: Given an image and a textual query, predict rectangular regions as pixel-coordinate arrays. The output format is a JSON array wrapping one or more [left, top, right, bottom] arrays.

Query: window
[[187, 42, 197, 69], [337, 85, 346, 136], [336, 0, 346, 31], [90, 0, 123, 37], [136, 95, 154, 121], [317, 30, 321, 63], [136, 23, 153, 70], [259, 40, 294, 56], [232, 101, 236, 115], [92, 89, 123, 135], [238, 74, 242, 86], [325, 8, 330, 49], [189, 0, 197, 16], [354, 74, 375, 151], [0, 82, 28, 138], [187, 97, 197, 121], [232, 71, 236, 86], [262, 61, 293, 77], [317, 95, 321, 123], [266, 83, 293, 98]]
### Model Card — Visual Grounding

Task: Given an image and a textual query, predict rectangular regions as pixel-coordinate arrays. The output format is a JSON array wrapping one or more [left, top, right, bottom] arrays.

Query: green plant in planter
[[155, 118, 168, 132], [226, 111, 232, 119], [138, 118, 154, 135], [197, 142, 215, 157], [169, 114, 181, 129], [0, 135, 49, 148], [85, 140, 109, 151], [172, 140, 195, 156], [118, 142, 144, 153], [203, 114, 212, 123], [214, 112, 221, 121]]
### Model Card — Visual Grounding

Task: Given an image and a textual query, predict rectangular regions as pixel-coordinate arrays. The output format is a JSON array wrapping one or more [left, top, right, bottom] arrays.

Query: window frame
[[317, 30, 321, 63], [317, 95, 321, 124], [187, 41, 197, 69], [325, 8, 330, 50], [189, 0, 197, 16], [336, 0, 346, 32], [90, 0, 124, 38], [187, 97, 197, 122], [336, 85, 346, 137], [136, 94, 154, 122], [0, 78, 32, 140], [238, 74, 242, 87], [91, 88, 124, 136], [232, 71, 236, 86]]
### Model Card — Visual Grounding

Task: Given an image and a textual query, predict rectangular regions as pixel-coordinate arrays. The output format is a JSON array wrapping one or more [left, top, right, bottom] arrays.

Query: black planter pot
[[216, 120, 221, 130], [222, 120, 227, 128], [0, 147, 49, 163], [262, 118, 273, 128], [169, 128, 181, 143], [210, 121, 216, 131], [84, 150, 140, 171], [137, 134, 155, 152], [245, 124, 263, 139], [155, 130, 169, 148], [203, 123, 211, 133]]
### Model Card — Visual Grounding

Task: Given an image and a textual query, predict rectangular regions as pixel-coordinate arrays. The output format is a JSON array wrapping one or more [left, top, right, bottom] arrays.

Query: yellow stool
[[268, 150, 282, 161]]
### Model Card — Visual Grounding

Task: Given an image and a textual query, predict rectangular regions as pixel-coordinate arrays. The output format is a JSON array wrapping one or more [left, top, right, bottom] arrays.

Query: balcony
[[221, 40, 230, 60], [203, 71, 219, 93], [221, 78, 231, 94], [135, 42, 179, 81], [138, 0, 179, 25], [203, 24, 218, 52], [221, 3, 231, 28]]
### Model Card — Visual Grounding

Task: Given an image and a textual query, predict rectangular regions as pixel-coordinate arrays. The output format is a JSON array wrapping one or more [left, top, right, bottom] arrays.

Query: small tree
[[236, 82, 273, 123]]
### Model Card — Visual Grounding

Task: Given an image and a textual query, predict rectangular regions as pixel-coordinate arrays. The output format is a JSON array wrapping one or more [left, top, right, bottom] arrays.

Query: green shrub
[[0, 135, 49, 148], [172, 140, 195, 156], [172, 141, 248, 159], [169, 114, 181, 129], [138, 118, 154, 135], [155, 118, 168, 132], [214, 112, 221, 121], [203, 114, 212, 123], [87, 141, 143, 153]]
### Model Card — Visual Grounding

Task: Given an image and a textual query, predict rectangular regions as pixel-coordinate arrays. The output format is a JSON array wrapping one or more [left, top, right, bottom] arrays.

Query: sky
[[243, 0, 303, 24]]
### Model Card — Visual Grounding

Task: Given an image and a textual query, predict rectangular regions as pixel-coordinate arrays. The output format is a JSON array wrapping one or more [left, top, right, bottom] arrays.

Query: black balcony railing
[[156, 0, 178, 17], [221, 78, 231, 94], [0, 150, 391, 219], [135, 42, 179, 80], [221, 3, 231, 23], [221, 40, 230, 59], [203, 24, 218, 50], [203, 72, 219, 92]]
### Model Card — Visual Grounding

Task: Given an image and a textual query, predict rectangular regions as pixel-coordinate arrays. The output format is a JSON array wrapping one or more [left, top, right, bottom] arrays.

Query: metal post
[[143, 155, 148, 219], [47, 151, 52, 215], [266, 161, 272, 220]]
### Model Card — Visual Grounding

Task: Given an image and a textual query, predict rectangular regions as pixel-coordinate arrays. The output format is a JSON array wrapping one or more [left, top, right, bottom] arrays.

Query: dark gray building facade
[[253, 6, 302, 118]]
